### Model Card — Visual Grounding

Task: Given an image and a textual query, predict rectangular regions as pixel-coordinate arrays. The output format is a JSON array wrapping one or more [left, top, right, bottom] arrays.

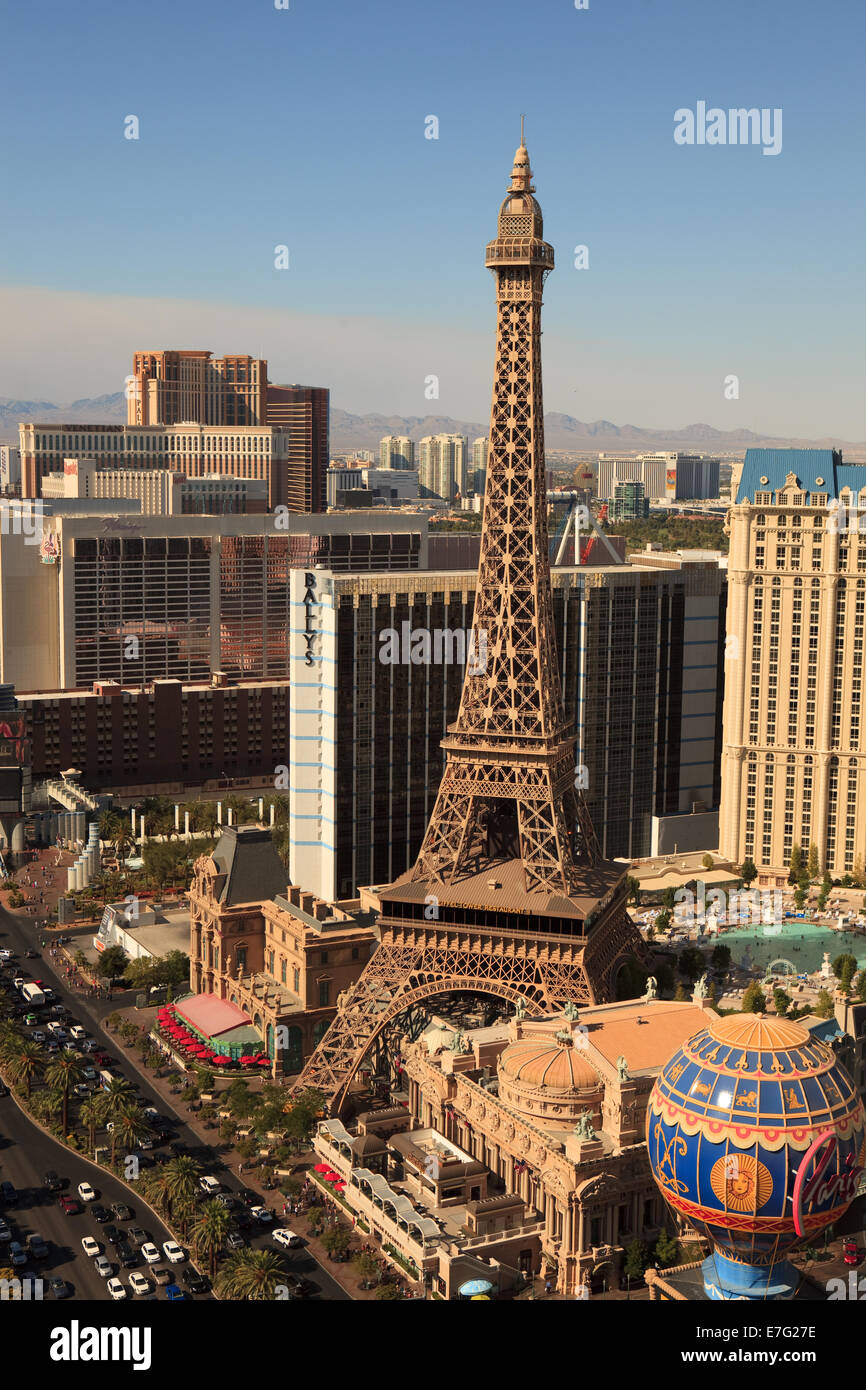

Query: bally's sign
[[302, 570, 318, 666]]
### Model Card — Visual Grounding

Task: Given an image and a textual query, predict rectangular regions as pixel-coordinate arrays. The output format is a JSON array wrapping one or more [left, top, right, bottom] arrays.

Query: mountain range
[[0, 393, 859, 455]]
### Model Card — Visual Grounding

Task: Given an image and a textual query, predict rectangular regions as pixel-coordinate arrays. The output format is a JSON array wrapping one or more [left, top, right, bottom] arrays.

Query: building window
[[318, 980, 330, 1008]]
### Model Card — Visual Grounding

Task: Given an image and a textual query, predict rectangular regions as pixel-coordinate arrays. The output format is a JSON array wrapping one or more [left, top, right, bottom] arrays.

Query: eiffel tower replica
[[295, 130, 645, 1112]]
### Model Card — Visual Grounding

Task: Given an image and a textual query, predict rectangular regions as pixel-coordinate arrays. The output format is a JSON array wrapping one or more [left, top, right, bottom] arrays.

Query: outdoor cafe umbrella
[[240, 1055, 258, 1066], [314, 1164, 331, 1173], [212, 1056, 231, 1066]]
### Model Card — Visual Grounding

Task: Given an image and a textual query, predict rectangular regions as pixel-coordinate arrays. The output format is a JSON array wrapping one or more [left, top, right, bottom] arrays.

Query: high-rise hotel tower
[[720, 448, 866, 883]]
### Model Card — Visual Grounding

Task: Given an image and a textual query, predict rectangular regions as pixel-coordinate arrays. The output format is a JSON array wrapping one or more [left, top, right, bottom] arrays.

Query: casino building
[[313, 995, 715, 1296]]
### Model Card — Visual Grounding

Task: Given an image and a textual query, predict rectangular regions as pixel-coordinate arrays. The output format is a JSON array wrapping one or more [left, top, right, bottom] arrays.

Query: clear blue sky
[[0, 0, 863, 436]]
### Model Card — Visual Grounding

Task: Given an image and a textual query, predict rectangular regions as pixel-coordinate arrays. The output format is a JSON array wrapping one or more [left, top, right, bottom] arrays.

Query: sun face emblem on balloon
[[710, 1153, 773, 1214]]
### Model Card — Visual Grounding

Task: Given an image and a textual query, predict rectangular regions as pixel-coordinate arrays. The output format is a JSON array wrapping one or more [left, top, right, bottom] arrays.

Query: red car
[[59, 1196, 81, 1215], [843, 1239, 862, 1267]]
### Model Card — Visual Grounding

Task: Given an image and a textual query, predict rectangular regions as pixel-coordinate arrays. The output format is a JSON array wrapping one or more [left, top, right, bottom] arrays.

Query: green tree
[[773, 988, 791, 1018], [4, 1039, 45, 1098], [97, 944, 129, 982], [79, 1095, 102, 1154], [653, 1230, 680, 1269], [833, 953, 858, 981], [100, 1076, 137, 1120], [654, 909, 671, 934], [191, 1199, 232, 1278], [742, 981, 766, 1014], [788, 844, 803, 884], [814, 988, 835, 1019], [353, 1250, 381, 1288], [855, 971, 866, 1004], [375, 1283, 404, 1300], [112, 1102, 153, 1162], [701, 854, 715, 871], [45, 1051, 85, 1134], [678, 948, 704, 983], [623, 1239, 648, 1281], [625, 876, 641, 906], [807, 843, 820, 879], [321, 1225, 352, 1260], [839, 959, 856, 995], [711, 944, 731, 973], [215, 1249, 287, 1301], [740, 859, 758, 886], [793, 886, 807, 911]]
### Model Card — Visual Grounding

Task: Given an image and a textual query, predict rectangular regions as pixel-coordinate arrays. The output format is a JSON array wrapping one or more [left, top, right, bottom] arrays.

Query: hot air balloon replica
[[647, 1014, 866, 1299]]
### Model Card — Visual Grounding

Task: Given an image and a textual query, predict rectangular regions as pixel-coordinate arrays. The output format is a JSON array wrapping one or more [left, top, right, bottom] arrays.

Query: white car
[[0, 948, 12, 960], [250, 1205, 274, 1224], [272, 1228, 303, 1250], [78, 1181, 97, 1202], [128, 1272, 151, 1297], [94, 1255, 113, 1278], [199, 1176, 221, 1195], [162, 1240, 186, 1264], [141, 1243, 161, 1264], [107, 1277, 126, 1301], [69, 1025, 86, 1041], [81, 1236, 101, 1258]]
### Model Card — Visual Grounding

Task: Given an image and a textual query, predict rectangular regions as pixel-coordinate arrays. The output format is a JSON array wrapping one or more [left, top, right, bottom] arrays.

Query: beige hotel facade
[[720, 448, 866, 884]]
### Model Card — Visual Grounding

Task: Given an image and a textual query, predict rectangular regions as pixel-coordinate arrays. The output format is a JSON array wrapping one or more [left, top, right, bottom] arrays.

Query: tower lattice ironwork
[[293, 136, 645, 1112]]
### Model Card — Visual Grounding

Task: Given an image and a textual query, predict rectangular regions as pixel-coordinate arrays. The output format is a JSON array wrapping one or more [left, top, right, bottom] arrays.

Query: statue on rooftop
[[515, 997, 527, 1019], [644, 976, 657, 1001], [563, 1001, 580, 1021], [449, 1030, 464, 1053], [616, 1055, 630, 1081], [574, 1110, 595, 1140], [694, 973, 708, 999]]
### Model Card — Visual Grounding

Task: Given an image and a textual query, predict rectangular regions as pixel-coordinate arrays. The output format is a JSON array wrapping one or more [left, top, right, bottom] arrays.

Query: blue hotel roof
[[736, 448, 866, 504]]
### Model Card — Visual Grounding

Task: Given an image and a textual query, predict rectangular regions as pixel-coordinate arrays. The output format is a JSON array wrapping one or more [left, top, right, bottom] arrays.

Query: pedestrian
[[544, 1278, 552, 1296]]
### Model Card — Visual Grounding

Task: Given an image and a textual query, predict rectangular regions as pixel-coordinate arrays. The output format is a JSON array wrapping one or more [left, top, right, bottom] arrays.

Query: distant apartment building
[[127, 351, 268, 428], [418, 434, 467, 501], [327, 466, 419, 509], [265, 384, 329, 513], [720, 448, 866, 883], [19, 422, 297, 510], [470, 437, 488, 495], [289, 554, 726, 900], [379, 436, 415, 471], [609, 480, 649, 522], [0, 446, 21, 494], [41, 461, 268, 516], [598, 452, 720, 503]]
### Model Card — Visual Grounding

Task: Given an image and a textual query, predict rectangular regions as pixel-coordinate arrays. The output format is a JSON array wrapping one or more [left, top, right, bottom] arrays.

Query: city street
[[0, 899, 349, 1301]]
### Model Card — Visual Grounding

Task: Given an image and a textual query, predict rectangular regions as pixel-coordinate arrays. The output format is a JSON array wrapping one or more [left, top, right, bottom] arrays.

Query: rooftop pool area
[[701, 919, 866, 975]]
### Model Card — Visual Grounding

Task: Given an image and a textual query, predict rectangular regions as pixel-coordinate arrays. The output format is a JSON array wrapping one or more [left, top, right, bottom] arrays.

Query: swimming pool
[[702, 919, 866, 975]]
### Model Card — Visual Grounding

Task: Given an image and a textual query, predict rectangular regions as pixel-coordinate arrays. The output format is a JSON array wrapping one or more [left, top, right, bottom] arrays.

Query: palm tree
[[98, 810, 121, 849], [4, 1040, 45, 1098], [112, 1102, 153, 1161], [141, 1170, 172, 1220], [79, 1095, 102, 1154], [45, 1051, 86, 1134], [191, 1200, 232, 1279], [215, 1248, 287, 1301], [31, 1090, 63, 1126], [112, 823, 136, 869], [162, 1155, 201, 1231], [99, 1076, 136, 1120]]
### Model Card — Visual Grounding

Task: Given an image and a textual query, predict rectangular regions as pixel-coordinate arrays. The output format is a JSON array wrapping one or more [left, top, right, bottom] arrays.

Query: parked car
[[90, 1204, 111, 1224], [128, 1226, 150, 1247], [8, 1241, 26, 1267], [69, 1025, 86, 1041], [1, 1181, 19, 1206], [81, 1236, 101, 1258], [81, 1066, 97, 1080], [199, 1175, 222, 1196], [59, 1196, 81, 1215], [117, 1240, 138, 1269], [0, 1219, 11, 1242], [224, 1231, 245, 1251], [107, 1277, 127, 1300], [843, 1239, 862, 1267], [272, 1228, 304, 1250], [112, 1202, 133, 1222], [141, 1243, 161, 1264], [104, 1224, 124, 1246], [129, 1271, 151, 1296], [182, 1269, 210, 1294], [43, 1171, 63, 1192], [165, 1284, 185, 1301], [152, 1266, 172, 1285], [94, 1255, 113, 1278], [215, 1193, 237, 1210], [26, 1233, 49, 1259], [72, 1084, 90, 1099], [250, 1206, 274, 1225], [77, 1181, 97, 1202], [163, 1240, 186, 1264], [48, 1277, 71, 1299]]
